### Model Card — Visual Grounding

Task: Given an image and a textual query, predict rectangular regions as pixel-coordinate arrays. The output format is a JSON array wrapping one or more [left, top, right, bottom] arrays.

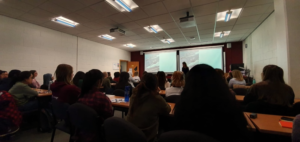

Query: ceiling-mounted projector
[[110, 27, 126, 35], [179, 12, 196, 28]]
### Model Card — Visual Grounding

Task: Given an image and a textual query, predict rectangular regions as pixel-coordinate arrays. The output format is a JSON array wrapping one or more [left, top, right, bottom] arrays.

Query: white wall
[[0, 15, 130, 84], [243, 13, 277, 82]]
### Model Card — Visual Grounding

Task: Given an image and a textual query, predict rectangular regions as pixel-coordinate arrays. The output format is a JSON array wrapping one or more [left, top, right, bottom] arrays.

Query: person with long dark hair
[[173, 64, 250, 142], [115, 72, 133, 94], [244, 65, 294, 106], [181, 62, 189, 75], [157, 71, 170, 90], [50, 64, 80, 105], [126, 73, 170, 141], [72, 71, 85, 88], [30, 70, 40, 89], [0, 70, 21, 91], [9, 71, 38, 111]]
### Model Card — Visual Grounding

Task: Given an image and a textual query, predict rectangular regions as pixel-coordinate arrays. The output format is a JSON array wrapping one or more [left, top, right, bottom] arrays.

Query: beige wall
[[0, 15, 130, 84]]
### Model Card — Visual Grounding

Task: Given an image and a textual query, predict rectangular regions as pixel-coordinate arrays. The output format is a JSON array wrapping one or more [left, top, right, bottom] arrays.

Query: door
[[127, 61, 139, 77]]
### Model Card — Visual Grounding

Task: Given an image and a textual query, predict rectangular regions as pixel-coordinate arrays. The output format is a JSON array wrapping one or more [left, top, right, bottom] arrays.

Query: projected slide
[[180, 47, 223, 69], [145, 51, 177, 72]]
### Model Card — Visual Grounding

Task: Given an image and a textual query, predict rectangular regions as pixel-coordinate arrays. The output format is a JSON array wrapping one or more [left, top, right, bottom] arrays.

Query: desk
[[33, 89, 52, 97], [159, 90, 166, 96], [244, 112, 294, 136], [236, 95, 300, 104], [107, 95, 175, 114]]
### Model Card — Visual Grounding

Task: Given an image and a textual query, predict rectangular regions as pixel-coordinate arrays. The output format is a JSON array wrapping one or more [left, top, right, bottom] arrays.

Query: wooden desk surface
[[107, 95, 175, 114], [236, 95, 300, 104], [244, 113, 256, 131], [33, 89, 52, 97], [159, 90, 166, 95], [244, 112, 294, 136]]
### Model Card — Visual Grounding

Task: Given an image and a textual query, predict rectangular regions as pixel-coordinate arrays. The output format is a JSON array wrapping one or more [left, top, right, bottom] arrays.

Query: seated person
[[243, 65, 294, 107], [173, 64, 250, 142], [166, 71, 184, 97], [113, 72, 120, 83], [40, 73, 53, 90], [116, 72, 134, 91], [107, 72, 113, 83], [157, 71, 170, 90], [0, 70, 21, 91], [228, 70, 246, 88], [227, 72, 233, 83], [215, 69, 236, 95], [9, 71, 39, 112], [126, 73, 170, 141], [30, 70, 40, 89], [0, 70, 8, 81], [102, 72, 111, 91], [132, 72, 141, 83], [72, 71, 85, 89], [51, 64, 80, 105]]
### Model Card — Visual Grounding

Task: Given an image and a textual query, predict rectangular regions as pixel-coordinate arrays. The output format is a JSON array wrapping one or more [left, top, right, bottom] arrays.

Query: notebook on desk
[[279, 121, 293, 129]]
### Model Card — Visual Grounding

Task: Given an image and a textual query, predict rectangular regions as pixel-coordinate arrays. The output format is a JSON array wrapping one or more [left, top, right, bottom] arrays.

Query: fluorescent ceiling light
[[124, 43, 136, 48], [144, 25, 163, 33], [98, 34, 116, 41], [216, 8, 242, 22], [52, 16, 79, 27], [105, 0, 138, 12], [161, 38, 175, 44], [214, 31, 231, 37]]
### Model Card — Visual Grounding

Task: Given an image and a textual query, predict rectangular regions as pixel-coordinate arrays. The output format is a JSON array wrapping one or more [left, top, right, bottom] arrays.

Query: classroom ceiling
[[0, 0, 274, 52]]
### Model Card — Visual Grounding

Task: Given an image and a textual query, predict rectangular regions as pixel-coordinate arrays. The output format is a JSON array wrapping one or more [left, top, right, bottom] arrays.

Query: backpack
[[38, 108, 54, 132]]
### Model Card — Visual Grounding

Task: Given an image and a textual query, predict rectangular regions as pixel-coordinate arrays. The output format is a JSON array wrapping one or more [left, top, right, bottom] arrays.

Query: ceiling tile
[[197, 22, 215, 30], [93, 18, 118, 27], [39, 2, 70, 15], [198, 28, 214, 34], [232, 22, 260, 30], [164, 28, 181, 35], [182, 31, 197, 37], [141, 2, 168, 17], [135, 18, 157, 26], [180, 27, 197, 32], [244, 0, 273, 7], [163, 0, 191, 12], [19, 13, 49, 25], [191, 0, 218, 7], [2, 0, 35, 12], [264, 3, 274, 14], [230, 29, 251, 35], [159, 22, 178, 30], [121, 22, 141, 30], [257, 13, 271, 22], [63, 13, 91, 24], [151, 14, 174, 24], [170, 33, 185, 38], [21, 0, 48, 6], [133, 0, 163, 7], [124, 8, 149, 21], [49, 0, 87, 11], [131, 28, 150, 35], [90, 1, 119, 17], [0, 4, 26, 18], [139, 33, 155, 38], [109, 13, 133, 24], [76, 7, 103, 21], [199, 33, 213, 39], [28, 8, 58, 18], [239, 4, 272, 17], [216, 19, 237, 27], [77, 0, 103, 6], [41, 21, 69, 31], [226, 34, 245, 39], [195, 14, 215, 24], [236, 15, 261, 25], [81, 22, 111, 30], [192, 2, 217, 17], [60, 25, 93, 35], [217, 0, 247, 12], [170, 9, 193, 21], [215, 26, 233, 32]]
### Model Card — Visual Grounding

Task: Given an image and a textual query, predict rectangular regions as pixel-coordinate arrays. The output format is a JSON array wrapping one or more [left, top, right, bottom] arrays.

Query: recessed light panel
[[106, 0, 139, 12], [216, 8, 242, 22], [124, 43, 136, 48], [161, 38, 175, 44], [144, 25, 163, 33], [52, 16, 79, 27], [214, 31, 231, 38], [99, 34, 116, 40]]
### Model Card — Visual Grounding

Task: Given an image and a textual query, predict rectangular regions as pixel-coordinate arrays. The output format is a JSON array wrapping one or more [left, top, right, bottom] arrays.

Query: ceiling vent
[[179, 12, 196, 28]]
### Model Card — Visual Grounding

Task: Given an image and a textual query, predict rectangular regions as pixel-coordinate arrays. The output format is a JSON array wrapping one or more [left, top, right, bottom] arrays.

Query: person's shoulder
[[64, 85, 80, 91]]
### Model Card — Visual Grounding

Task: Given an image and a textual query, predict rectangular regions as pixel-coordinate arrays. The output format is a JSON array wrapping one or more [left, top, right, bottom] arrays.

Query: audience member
[[9, 71, 38, 111], [113, 72, 120, 83], [228, 70, 246, 88], [157, 71, 170, 90], [143, 71, 148, 76], [173, 64, 250, 142], [181, 62, 189, 75], [30, 70, 40, 89], [227, 72, 233, 83], [132, 72, 141, 83], [128, 71, 135, 87], [102, 72, 111, 90], [72, 71, 85, 89], [115, 72, 133, 95], [0, 70, 8, 81], [0, 70, 21, 91], [40, 73, 53, 90], [243, 65, 295, 107], [107, 72, 113, 83], [166, 71, 184, 97], [215, 69, 236, 95], [50, 64, 80, 105], [126, 73, 170, 141]]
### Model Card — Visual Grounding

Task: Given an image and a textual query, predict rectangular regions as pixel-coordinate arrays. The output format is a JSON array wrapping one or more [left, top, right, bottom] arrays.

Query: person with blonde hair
[[228, 70, 246, 88], [132, 72, 141, 83], [50, 64, 80, 104], [166, 71, 184, 97]]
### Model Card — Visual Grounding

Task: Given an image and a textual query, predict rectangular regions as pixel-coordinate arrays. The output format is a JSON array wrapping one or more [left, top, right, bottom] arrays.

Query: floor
[[2, 111, 123, 142]]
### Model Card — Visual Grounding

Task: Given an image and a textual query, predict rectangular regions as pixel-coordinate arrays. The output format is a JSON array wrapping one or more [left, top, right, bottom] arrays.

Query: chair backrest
[[103, 117, 147, 142], [68, 103, 100, 132], [51, 98, 69, 120], [245, 101, 293, 116], [165, 95, 180, 103], [158, 130, 220, 142], [233, 88, 248, 96], [113, 89, 125, 96]]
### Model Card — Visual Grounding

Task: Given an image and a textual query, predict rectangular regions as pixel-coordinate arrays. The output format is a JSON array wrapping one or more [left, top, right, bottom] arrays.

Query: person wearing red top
[[113, 72, 120, 83], [50, 64, 80, 105], [78, 69, 113, 142]]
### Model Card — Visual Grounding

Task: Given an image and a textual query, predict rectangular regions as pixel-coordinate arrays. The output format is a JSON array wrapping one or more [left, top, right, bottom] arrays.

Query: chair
[[233, 88, 248, 96], [245, 101, 293, 116], [68, 103, 102, 142], [158, 130, 220, 142], [113, 89, 125, 96], [103, 117, 147, 142], [165, 95, 180, 103], [50, 98, 70, 142], [40, 84, 48, 90]]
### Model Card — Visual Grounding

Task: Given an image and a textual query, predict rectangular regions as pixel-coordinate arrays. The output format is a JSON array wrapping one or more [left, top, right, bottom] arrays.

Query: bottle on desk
[[252, 77, 256, 85], [124, 86, 130, 102]]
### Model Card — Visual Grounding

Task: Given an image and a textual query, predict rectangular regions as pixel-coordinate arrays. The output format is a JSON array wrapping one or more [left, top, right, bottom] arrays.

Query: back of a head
[[18, 71, 32, 82], [182, 62, 188, 68], [55, 64, 73, 85], [172, 71, 184, 87], [8, 70, 21, 79], [103, 72, 108, 78], [114, 72, 120, 78], [263, 65, 285, 83], [157, 71, 166, 90], [232, 70, 244, 81], [107, 72, 111, 77], [80, 69, 103, 97], [73, 71, 85, 86], [215, 69, 227, 83], [117, 72, 129, 89], [43, 73, 52, 85]]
